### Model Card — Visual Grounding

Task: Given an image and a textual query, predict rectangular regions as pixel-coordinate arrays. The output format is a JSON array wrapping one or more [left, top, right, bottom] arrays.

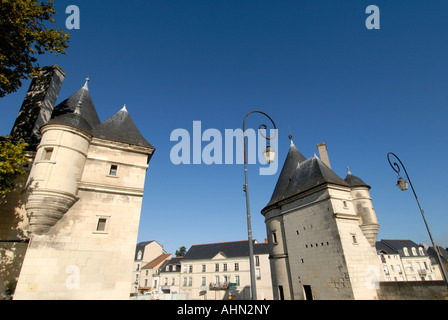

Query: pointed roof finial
[[121, 104, 127, 112], [288, 127, 294, 146], [346, 166, 352, 175], [83, 77, 90, 89]]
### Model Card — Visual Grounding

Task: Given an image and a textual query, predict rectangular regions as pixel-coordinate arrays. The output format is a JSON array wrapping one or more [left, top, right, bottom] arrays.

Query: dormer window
[[419, 247, 425, 256], [403, 247, 409, 256]]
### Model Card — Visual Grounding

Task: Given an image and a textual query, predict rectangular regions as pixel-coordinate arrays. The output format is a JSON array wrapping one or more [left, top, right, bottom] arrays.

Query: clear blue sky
[[1, 1, 447, 254]]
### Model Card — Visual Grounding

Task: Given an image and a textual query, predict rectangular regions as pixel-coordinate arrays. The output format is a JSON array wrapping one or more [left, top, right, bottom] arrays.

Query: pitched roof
[[159, 257, 183, 273], [376, 239, 426, 257], [51, 79, 101, 128], [142, 253, 172, 269], [427, 246, 448, 261], [183, 240, 268, 261], [134, 241, 155, 261], [263, 150, 349, 212], [92, 105, 154, 149]]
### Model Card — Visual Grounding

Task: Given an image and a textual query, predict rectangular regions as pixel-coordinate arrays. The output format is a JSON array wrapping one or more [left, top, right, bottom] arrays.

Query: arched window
[[419, 247, 425, 256], [403, 247, 409, 256], [137, 250, 142, 260], [411, 247, 417, 256]]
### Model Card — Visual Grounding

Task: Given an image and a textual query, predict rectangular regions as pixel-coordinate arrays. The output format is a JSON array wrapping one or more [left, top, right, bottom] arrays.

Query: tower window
[[272, 232, 278, 245], [96, 218, 107, 231], [42, 147, 54, 161], [109, 165, 118, 176]]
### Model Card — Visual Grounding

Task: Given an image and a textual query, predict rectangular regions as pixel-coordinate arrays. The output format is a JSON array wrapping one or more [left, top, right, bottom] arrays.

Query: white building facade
[[376, 239, 443, 282], [179, 240, 273, 300]]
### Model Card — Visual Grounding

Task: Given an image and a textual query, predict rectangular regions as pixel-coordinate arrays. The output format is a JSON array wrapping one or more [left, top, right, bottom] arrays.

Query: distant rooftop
[[183, 240, 268, 261]]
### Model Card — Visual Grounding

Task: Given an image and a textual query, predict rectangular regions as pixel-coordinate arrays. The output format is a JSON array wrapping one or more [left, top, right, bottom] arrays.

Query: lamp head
[[263, 146, 276, 164], [397, 177, 409, 191]]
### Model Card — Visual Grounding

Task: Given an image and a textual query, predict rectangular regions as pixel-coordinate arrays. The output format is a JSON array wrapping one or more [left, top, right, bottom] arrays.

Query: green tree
[[0, 0, 70, 97], [0, 136, 28, 194], [175, 246, 187, 257]]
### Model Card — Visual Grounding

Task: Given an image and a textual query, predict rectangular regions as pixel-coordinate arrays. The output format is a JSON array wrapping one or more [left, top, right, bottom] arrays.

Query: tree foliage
[[175, 246, 187, 257], [0, 136, 28, 194], [0, 0, 70, 97]]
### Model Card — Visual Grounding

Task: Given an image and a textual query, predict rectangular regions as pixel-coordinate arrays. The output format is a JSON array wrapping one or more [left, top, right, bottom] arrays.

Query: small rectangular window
[[96, 218, 107, 231], [42, 147, 53, 161], [109, 165, 118, 176], [272, 232, 278, 245]]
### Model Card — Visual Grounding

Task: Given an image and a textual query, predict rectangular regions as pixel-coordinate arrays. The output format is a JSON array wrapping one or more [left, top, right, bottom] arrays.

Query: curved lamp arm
[[387, 152, 448, 287]]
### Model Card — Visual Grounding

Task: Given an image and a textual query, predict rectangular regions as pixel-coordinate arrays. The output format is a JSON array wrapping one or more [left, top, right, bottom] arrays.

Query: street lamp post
[[387, 152, 448, 288], [243, 110, 277, 300]]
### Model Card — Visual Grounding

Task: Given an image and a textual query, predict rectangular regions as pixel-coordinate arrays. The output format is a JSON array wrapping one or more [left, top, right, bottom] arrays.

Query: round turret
[[344, 167, 379, 247], [25, 81, 94, 235]]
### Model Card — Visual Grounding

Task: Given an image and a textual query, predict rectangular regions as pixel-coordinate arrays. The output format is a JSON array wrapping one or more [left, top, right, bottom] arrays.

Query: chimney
[[317, 142, 331, 169], [10, 65, 65, 150]]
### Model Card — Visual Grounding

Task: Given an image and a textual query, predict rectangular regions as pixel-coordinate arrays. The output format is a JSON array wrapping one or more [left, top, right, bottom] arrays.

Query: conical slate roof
[[48, 112, 93, 134], [266, 140, 307, 207], [51, 79, 101, 128], [344, 167, 370, 189], [93, 105, 154, 149]]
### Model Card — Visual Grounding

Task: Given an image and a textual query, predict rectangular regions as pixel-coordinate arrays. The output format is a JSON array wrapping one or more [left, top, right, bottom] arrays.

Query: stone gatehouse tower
[[0, 65, 155, 299], [261, 139, 382, 300]]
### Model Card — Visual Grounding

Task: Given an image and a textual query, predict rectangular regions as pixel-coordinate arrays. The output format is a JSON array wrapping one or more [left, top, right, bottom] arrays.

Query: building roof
[[263, 147, 349, 212], [183, 240, 269, 261], [48, 112, 93, 134], [51, 79, 101, 128], [134, 240, 155, 261], [266, 141, 307, 207], [159, 257, 183, 273], [427, 246, 448, 261], [92, 105, 154, 149], [376, 239, 427, 257], [344, 167, 371, 189], [142, 253, 172, 269], [50, 80, 154, 149]]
